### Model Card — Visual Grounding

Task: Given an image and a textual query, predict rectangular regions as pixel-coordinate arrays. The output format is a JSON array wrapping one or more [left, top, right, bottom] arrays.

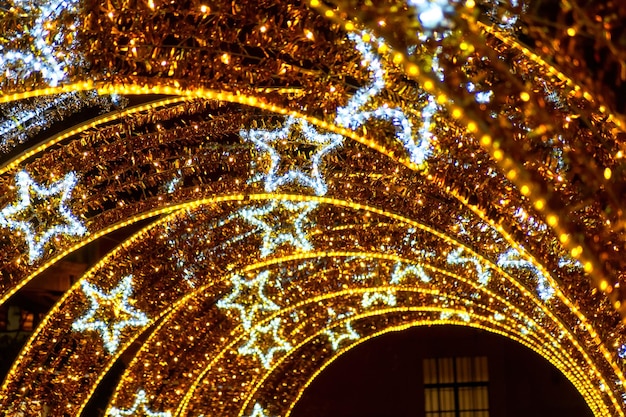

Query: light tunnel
[[0, 1, 626, 416]]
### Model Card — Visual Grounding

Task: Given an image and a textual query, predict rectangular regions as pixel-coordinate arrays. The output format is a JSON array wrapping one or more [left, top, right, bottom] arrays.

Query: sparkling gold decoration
[[0, 0, 626, 417]]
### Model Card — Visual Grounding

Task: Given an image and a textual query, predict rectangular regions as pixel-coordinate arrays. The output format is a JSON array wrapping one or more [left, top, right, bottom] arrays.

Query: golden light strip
[[239, 305, 601, 417], [174, 254, 603, 416], [285, 319, 606, 417], [0, 82, 419, 171], [0, 96, 189, 174], [303, 9, 625, 412], [1, 194, 618, 416]]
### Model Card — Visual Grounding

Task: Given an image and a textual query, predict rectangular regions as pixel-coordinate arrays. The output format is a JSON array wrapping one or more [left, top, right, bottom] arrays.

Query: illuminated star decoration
[[242, 116, 343, 196], [361, 290, 397, 308], [239, 200, 317, 257], [1, 0, 80, 86], [390, 262, 431, 284], [0, 170, 87, 264], [323, 321, 360, 350], [107, 389, 171, 417], [446, 248, 491, 286], [72, 275, 149, 354], [497, 248, 554, 301], [245, 403, 274, 417], [335, 31, 434, 166], [217, 271, 280, 330], [238, 317, 292, 369]]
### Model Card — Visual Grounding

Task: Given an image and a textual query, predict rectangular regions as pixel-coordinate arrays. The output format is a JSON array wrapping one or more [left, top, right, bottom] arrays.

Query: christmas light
[[361, 290, 397, 308], [217, 271, 280, 330], [408, 0, 456, 31], [72, 275, 149, 354], [446, 248, 491, 286], [239, 200, 317, 257], [0, 170, 87, 263], [336, 32, 434, 166], [1, 0, 81, 86], [242, 116, 343, 196], [238, 317, 292, 369], [497, 248, 554, 301], [245, 403, 274, 417], [323, 321, 360, 350], [107, 389, 172, 417], [390, 262, 431, 284]]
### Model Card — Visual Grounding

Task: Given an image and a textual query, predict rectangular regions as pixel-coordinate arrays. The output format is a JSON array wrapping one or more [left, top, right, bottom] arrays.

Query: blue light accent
[[217, 271, 280, 331], [1, 0, 80, 86], [336, 32, 435, 166]]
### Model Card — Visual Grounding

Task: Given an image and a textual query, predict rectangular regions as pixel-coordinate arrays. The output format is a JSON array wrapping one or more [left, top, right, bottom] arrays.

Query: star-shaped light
[[107, 389, 171, 417], [497, 248, 554, 301], [242, 116, 343, 196], [239, 200, 317, 257], [335, 32, 435, 166], [390, 262, 431, 284], [447, 248, 491, 286], [72, 275, 149, 354], [323, 321, 360, 351], [361, 290, 397, 308], [217, 271, 280, 330], [238, 317, 292, 369], [0, 170, 87, 263], [245, 403, 274, 417]]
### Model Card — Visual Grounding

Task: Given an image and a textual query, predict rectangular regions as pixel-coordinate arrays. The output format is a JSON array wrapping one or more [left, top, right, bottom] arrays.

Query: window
[[423, 356, 489, 417]]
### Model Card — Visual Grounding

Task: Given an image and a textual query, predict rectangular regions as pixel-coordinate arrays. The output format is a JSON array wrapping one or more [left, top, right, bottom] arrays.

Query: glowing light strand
[[446, 248, 491, 286], [336, 32, 434, 166], [239, 200, 317, 257], [1, 0, 81, 86], [245, 403, 275, 417], [390, 262, 431, 284], [72, 275, 149, 354], [497, 248, 555, 301], [217, 271, 280, 331], [408, 0, 457, 32], [107, 389, 172, 417], [323, 321, 360, 350], [242, 116, 343, 196], [0, 170, 87, 263], [238, 317, 292, 369], [361, 290, 397, 308]]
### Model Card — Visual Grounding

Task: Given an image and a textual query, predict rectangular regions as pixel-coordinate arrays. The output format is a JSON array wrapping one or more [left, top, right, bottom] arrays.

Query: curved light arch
[[2, 193, 623, 415], [283, 320, 600, 417]]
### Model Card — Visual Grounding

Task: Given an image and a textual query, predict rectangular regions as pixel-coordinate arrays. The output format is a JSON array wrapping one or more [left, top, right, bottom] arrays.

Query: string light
[[239, 200, 317, 257], [323, 321, 360, 350], [408, 0, 457, 32], [361, 290, 397, 308], [336, 32, 433, 166], [238, 317, 292, 369], [1, 0, 81, 86], [217, 271, 280, 330], [0, 170, 87, 263], [446, 248, 491, 286], [390, 262, 431, 284], [107, 389, 172, 417], [244, 403, 274, 417], [242, 116, 343, 196], [72, 275, 149, 354], [498, 248, 554, 301]]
